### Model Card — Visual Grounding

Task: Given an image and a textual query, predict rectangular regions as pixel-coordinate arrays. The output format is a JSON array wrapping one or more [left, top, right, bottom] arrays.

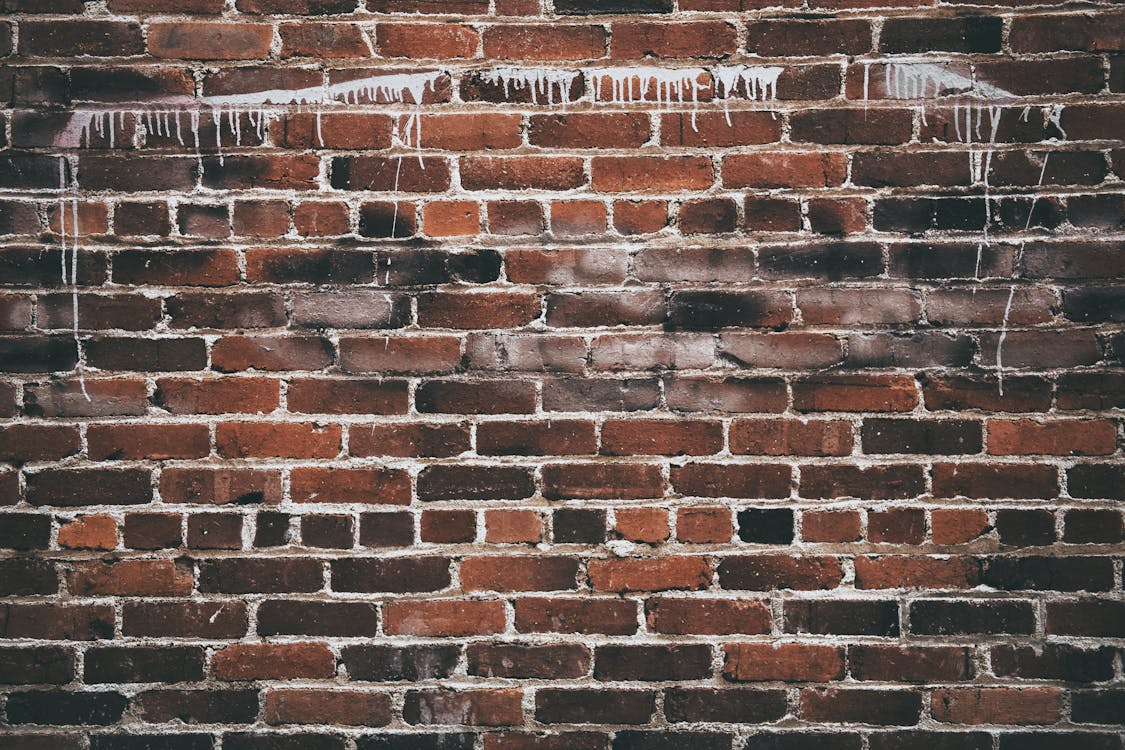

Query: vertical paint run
[[872, 63, 1049, 393], [592, 67, 709, 129], [478, 68, 581, 107], [712, 65, 783, 124], [997, 104, 1067, 394], [58, 157, 90, 401]]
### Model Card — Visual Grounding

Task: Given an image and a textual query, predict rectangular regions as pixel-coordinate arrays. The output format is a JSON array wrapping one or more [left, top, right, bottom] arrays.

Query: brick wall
[[1, 0, 1123, 747]]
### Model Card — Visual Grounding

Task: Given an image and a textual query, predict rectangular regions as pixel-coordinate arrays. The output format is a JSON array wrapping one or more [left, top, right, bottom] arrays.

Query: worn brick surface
[[0, 0, 1122, 744]]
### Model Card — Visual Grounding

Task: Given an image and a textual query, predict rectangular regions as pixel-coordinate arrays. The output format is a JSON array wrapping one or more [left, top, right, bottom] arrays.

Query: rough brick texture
[[0, 0, 1123, 746]]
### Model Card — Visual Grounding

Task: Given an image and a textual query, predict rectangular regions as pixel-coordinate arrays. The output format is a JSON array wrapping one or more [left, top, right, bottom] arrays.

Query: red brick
[[216, 422, 342, 459], [462, 157, 587, 190], [719, 555, 843, 591], [802, 510, 862, 543], [611, 21, 738, 58], [488, 201, 545, 235], [419, 509, 475, 543], [745, 196, 802, 231], [988, 419, 1117, 456], [339, 336, 462, 375], [868, 508, 926, 544], [478, 420, 596, 456], [47, 202, 108, 237], [723, 152, 847, 188], [211, 336, 334, 373], [376, 23, 479, 59], [514, 597, 638, 635], [404, 689, 523, 726], [855, 556, 980, 590], [542, 463, 664, 500], [530, 113, 650, 149], [551, 200, 607, 236], [932, 688, 1062, 725], [294, 201, 351, 236], [932, 463, 1060, 499], [147, 22, 274, 59], [418, 292, 539, 329], [647, 598, 771, 635], [0, 425, 80, 462], [287, 379, 408, 415], [730, 419, 854, 456], [160, 468, 282, 505], [155, 377, 280, 415], [421, 200, 481, 237], [723, 643, 845, 682], [68, 560, 193, 597], [351, 422, 471, 457], [461, 556, 579, 592], [232, 200, 290, 238], [1011, 14, 1124, 53], [794, 375, 919, 412], [725, 330, 844, 374], [279, 22, 372, 58], [412, 113, 522, 150], [592, 156, 714, 192], [672, 463, 790, 498], [291, 467, 411, 505], [932, 509, 991, 545], [87, 423, 210, 460], [0, 604, 115, 640], [332, 156, 450, 192], [676, 507, 732, 544], [19, 21, 144, 57], [265, 689, 392, 727], [237, 0, 357, 12], [383, 600, 506, 636], [211, 643, 335, 680], [57, 515, 117, 551], [588, 557, 711, 592], [602, 419, 723, 456], [809, 197, 868, 234], [485, 510, 543, 544], [614, 200, 669, 234], [800, 688, 921, 725], [417, 380, 537, 414], [483, 25, 607, 60], [679, 198, 738, 234], [849, 645, 973, 682]]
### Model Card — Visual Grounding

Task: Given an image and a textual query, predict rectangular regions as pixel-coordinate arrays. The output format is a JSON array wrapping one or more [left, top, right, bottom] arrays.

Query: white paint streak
[[997, 285, 1016, 396], [58, 157, 89, 401], [712, 65, 783, 123], [593, 66, 708, 129], [478, 67, 580, 107]]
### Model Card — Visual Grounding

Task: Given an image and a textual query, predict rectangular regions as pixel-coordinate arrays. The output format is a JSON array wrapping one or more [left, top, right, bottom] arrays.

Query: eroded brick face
[[0, 0, 1123, 747]]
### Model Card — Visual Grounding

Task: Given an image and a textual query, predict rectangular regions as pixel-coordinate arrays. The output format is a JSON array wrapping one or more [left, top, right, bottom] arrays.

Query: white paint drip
[[327, 70, 442, 107], [593, 66, 708, 130], [862, 62, 871, 114], [881, 62, 1014, 103], [57, 157, 89, 401], [957, 103, 1003, 284], [868, 65, 1065, 396], [61, 66, 789, 157], [478, 67, 580, 107], [997, 104, 1068, 393], [712, 65, 782, 123], [997, 285, 1016, 396], [1045, 103, 1067, 141], [60, 70, 443, 159], [390, 157, 406, 240]]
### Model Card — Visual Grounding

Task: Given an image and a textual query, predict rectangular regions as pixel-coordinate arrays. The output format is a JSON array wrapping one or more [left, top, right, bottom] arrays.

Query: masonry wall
[[1, 0, 1123, 747]]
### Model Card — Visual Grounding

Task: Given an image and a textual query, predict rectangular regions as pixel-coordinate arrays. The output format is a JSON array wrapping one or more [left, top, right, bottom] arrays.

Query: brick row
[[3, 502, 1124, 551]]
